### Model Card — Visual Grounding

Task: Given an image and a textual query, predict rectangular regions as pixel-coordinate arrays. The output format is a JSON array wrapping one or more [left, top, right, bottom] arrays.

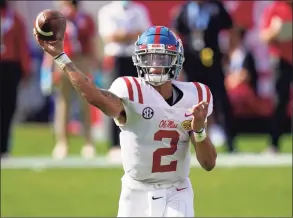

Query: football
[[35, 9, 66, 41]]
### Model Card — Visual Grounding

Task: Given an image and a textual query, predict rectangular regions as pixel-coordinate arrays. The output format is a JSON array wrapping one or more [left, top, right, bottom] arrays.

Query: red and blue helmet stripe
[[136, 26, 179, 49]]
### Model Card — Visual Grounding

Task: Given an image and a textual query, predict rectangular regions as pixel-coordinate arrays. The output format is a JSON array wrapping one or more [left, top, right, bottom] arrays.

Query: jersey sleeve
[[207, 89, 213, 118], [204, 85, 213, 122], [108, 77, 133, 127], [108, 77, 130, 100], [192, 82, 213, 123]]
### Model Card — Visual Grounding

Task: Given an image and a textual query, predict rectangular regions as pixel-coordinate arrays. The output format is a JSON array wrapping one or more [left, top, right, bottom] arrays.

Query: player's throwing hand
[[190, 101, 209, 132], [33, 9, 66, 57], [33, 28, 64, 57]]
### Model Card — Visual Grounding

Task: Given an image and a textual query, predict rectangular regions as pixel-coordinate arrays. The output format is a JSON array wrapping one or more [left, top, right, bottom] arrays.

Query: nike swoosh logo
[[176, 187, 188, 191], [184, 113, 193, 117], [152, 196, 163, 200]]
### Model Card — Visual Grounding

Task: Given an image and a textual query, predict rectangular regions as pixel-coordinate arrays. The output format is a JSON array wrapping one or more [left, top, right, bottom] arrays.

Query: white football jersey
[[108, 76, 213, 184]]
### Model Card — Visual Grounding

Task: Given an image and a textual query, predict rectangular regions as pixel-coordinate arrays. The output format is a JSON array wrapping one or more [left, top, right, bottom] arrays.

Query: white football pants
[[117, 177, 194, 217]]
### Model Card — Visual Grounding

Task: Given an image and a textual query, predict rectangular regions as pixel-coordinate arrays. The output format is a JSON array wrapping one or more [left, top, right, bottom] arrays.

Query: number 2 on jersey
[[152, 130, 179, 173]]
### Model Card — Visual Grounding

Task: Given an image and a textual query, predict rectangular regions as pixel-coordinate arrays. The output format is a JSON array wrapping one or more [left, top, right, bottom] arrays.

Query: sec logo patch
[[181, 120, 192, 131], [142, 107, 154, 119]]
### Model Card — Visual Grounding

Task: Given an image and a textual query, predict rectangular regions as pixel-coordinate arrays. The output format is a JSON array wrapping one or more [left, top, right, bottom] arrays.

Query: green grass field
[[1, 124, 292, 217], [10, 124, 293, 156], [1, 167, 292, 217]]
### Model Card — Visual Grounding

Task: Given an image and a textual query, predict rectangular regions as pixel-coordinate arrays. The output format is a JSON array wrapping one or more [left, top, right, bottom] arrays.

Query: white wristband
[[54, 53, 72, 70], [193, 128, 207, 142]]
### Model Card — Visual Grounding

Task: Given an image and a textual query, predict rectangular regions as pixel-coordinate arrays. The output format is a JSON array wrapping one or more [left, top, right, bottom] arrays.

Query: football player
[[33, 25, 217, 217]]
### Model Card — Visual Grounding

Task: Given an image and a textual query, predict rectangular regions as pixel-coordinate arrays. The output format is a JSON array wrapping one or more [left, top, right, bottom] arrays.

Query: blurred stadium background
[[1, 1, 292, 217]]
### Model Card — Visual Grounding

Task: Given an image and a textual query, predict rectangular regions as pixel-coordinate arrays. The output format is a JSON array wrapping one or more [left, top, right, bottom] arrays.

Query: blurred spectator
[[223, 27, 263, 116], [259, 1, 292, 154], [171, 0, 236, 152], [98, 0, 151, 160], [225, 27, 258, 95], [0, 0, 31, 158], [40, 0, 98, 159]]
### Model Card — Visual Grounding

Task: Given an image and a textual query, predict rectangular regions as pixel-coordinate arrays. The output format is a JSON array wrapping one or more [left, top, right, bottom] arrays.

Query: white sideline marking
[[1, 154, 292, 169]]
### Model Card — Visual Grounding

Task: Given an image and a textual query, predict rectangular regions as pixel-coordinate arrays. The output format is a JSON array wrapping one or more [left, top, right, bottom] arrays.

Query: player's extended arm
[[33, 28, 125, 120], [61, 61, 125, 119], [190, 124, 217, 171]]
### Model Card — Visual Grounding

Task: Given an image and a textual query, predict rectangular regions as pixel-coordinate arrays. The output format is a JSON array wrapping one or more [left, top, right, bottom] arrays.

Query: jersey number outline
[[152, 130, 179, 173]]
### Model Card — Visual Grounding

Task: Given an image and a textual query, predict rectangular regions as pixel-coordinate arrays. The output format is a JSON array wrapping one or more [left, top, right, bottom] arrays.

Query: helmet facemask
[[133, 46, 183, 86]]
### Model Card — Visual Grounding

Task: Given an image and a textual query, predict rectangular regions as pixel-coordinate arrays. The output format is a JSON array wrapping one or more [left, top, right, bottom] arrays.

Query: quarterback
[[33, 25, 217, 217]]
